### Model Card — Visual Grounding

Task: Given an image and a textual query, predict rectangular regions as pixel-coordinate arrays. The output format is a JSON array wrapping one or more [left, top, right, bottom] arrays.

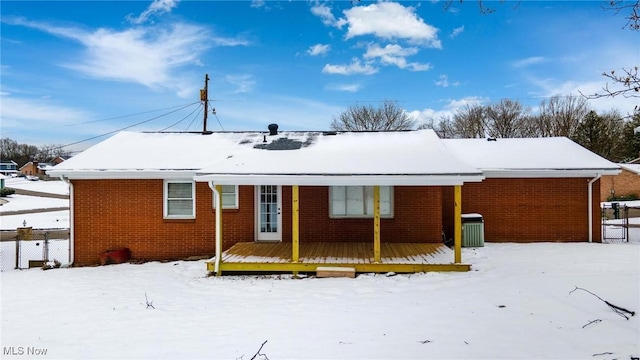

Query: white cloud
[[322, 58, 378, 75], [407, 96, 489, 125], [434, 74, 460, 87], [0, 95, 91, 130], [310, 2, 346, 28], [225, 74, 256, 94], [127, 0, 180, 24], [5, 18, 248, 97], [251, 0, 266, 8], [449, 26, 464, 39], [326, 83, 363, 92], [307, 44, 330, 56], [363, 43, 431, 71], [534, 78, 638, 115], [512, 56, 547, 68], [342, 2, 441, 48]]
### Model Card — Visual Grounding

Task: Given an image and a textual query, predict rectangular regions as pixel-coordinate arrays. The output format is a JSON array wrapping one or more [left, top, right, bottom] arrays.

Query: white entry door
[[256, 185, 282, 241]]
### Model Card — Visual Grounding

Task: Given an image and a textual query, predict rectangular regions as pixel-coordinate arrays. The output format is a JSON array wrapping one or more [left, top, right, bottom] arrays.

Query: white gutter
[[194, 173, 485, 186], [208, 181, 222, 274], [59, 176, 74, 266], [588, 174, 601, 243]]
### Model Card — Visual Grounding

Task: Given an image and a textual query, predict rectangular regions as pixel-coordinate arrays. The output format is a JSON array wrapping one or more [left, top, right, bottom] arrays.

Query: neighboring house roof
[[619, 164, 640, 175], [19, 161, 35, 171], [442, 137, 620, 178], [49, 130, 484, 185]]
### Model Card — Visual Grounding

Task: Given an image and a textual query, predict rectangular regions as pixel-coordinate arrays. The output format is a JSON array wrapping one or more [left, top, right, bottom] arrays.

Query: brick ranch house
[[600, 164, 640, 201], [48, 128, 619, 275]]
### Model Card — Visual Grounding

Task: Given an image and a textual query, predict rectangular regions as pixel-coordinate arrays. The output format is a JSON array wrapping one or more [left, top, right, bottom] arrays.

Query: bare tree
[[485, 99, 530, 138], [330, 99, 415, 131], [450, 104, 486, 138], [0, 138, 71, 167], [604, 0, 640, 30], [535, 95, 591, 137]]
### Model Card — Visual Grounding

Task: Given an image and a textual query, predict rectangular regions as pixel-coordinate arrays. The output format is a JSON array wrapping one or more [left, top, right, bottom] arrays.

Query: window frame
[[212, 185, 239, 209], [329, 185, 394, 219], [163, 180, 196, 219]]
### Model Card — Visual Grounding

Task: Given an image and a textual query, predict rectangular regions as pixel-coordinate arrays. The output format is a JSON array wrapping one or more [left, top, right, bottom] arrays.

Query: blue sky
[[1, 0, 639, 152]]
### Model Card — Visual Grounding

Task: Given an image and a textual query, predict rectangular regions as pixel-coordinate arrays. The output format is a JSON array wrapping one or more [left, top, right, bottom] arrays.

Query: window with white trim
[[212, 185, 239, 209], [164, 180, 195, 219], [330, 186, 393, 218]]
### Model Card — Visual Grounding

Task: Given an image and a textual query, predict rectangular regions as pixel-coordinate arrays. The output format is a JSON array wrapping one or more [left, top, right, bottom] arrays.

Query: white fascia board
[[193, 173, 485, 186], [47, 170, 197, 180], [482, 168, 621, 178]]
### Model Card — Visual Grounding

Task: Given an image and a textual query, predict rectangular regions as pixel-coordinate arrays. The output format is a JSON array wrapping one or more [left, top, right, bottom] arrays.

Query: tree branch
[[569, 286, 635, 320]]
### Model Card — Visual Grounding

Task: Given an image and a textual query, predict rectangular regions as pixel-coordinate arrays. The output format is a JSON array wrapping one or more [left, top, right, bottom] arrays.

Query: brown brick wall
[[600, 169, 640, 200], [71, 182, 444, 265], [442, 178, 601, 242]]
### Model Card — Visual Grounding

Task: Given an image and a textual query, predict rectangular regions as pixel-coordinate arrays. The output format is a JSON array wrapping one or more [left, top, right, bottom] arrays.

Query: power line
[[60, 102, 200, 127], [208, 100, 225, 131], [61, 102, 200, 148], [159, 103, 203, 132], [185, 106, 204, 132]]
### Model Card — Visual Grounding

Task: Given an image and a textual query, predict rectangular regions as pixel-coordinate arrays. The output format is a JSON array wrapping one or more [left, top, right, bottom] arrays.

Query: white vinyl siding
[[212, 185, 239, 209], [164, 181, 195, 219], [330, 186, 393, 218]]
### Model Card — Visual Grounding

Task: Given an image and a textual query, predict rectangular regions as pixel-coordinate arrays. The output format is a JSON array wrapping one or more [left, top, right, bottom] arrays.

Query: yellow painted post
[[454, 185, 462, 264], [292, 185, 299, 263], [373, 185, 381, 263], [215, 184, 223, 276]]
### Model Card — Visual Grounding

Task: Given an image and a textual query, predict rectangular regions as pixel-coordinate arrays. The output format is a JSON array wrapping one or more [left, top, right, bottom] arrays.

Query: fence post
[[44, 232, 49, 263], [15, 236, 19, 270], [15, 226, 32, 270], [625, 205, 629, 243]]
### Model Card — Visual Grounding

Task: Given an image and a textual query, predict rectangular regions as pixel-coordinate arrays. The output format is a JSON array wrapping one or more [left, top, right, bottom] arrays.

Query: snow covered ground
[[3, 177, 70, 195], [1, 180, 639, 359], [1, 243, 638, 359], [0, 179, 70, 230]]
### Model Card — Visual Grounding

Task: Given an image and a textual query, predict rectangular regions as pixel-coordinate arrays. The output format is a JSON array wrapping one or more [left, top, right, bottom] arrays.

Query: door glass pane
[[260, 185, 278, 233]]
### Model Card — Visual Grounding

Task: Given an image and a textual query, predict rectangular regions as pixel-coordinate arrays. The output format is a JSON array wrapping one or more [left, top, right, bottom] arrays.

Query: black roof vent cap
[[487, 137, 497, 141], [268, 123, 278, 136]]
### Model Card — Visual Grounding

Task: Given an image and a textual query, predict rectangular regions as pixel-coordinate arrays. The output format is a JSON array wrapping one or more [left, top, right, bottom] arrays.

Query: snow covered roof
[[442, 137, 620, 178], [49, 130, 620, 183], [619, 164, 640, 175], [48, 130, 484, 185], [195, 130, 483, 185]]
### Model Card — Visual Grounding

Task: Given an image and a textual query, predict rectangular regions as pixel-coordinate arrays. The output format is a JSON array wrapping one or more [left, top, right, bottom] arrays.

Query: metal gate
[[1, 227, 70, 270], [601, 203, 639, 242]]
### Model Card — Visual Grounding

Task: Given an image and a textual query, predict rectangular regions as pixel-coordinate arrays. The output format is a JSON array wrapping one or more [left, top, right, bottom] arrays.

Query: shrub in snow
[[0, 187, 15, 197]]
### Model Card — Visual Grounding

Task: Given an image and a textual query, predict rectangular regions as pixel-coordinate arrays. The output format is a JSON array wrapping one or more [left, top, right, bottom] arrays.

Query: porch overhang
[[194, 173, 485, 186]]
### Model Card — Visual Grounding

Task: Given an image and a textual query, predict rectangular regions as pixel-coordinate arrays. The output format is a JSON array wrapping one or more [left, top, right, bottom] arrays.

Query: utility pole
[[200, 74, 209, 133]]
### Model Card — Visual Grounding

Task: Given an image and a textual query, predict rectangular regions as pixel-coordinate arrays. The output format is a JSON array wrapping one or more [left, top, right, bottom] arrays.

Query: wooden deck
[[206, 242, 470, 274]]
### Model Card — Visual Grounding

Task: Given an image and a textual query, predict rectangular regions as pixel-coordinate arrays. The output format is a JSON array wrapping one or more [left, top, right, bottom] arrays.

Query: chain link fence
[[0, 227, 69, 271], [601, 204, 640, 242]]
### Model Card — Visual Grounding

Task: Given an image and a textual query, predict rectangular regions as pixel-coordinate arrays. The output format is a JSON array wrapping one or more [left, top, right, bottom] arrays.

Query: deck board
[[219, 242, 455, 265], [208, 241, 469, 274]]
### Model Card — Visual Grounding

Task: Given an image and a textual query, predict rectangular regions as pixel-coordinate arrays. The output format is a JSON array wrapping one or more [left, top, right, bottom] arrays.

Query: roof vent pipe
[[487, 138, 497, 141], [268, 123, 278, 136]]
